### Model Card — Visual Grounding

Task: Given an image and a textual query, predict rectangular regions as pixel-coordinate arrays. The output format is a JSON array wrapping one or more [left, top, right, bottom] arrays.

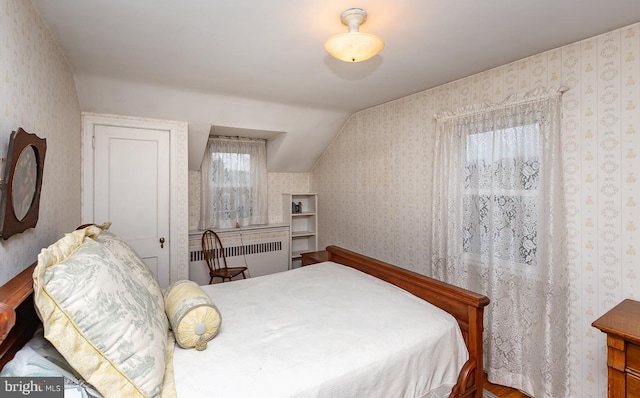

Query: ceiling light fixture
[[324, 8, 384, 63]]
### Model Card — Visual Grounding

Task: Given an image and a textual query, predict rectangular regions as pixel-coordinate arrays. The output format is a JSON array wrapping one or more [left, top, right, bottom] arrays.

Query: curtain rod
[[434, 86, 569, 123], [208, 135, 266, 143]]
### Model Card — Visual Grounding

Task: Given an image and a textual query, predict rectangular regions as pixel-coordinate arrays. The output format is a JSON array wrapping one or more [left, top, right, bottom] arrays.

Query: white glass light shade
[[324, 8, 384, 63], [324, 32, 384, 62]]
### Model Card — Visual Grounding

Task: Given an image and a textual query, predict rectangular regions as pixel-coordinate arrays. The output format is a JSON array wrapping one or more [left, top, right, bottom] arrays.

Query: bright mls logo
[[0, 377, 63, 397]]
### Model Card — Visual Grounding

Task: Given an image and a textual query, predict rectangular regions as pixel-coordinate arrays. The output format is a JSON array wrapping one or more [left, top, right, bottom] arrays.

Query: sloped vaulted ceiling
[[32, 0, 640, 171]]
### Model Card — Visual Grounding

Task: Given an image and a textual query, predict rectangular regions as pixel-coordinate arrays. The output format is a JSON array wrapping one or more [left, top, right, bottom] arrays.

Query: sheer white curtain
[[432, 87, 568, 397], [199, 136, 268, 230]]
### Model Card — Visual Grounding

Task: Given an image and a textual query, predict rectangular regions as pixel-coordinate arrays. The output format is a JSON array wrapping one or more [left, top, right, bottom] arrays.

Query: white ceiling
[[32, 0, 640, 171]]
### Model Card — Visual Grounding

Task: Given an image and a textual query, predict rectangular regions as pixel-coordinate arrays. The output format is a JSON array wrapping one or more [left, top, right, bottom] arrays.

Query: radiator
[[188, 226, 290, 284]]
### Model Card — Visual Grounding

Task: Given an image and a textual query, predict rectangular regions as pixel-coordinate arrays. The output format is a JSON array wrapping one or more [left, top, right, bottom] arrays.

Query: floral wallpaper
[[0, 0, 82, 284], [267, 173, 311, 224], [188, 171, 201, 230], [188, 171, 310, 230], [311, 23, 640, 398]]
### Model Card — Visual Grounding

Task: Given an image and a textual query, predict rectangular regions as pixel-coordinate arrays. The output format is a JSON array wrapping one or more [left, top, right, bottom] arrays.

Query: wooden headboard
[[0, 262, 38, 369]]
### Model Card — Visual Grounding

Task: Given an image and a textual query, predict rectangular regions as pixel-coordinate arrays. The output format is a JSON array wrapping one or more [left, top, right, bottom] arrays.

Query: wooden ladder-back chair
[[201, 229, 248, 283]]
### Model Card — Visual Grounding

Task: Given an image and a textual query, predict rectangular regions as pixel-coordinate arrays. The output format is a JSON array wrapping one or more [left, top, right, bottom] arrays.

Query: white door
[[92, 124, 171, 287]]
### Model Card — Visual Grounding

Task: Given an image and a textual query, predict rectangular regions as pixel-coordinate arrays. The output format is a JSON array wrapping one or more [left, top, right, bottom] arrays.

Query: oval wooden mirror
[[0, 128, 47, 240]]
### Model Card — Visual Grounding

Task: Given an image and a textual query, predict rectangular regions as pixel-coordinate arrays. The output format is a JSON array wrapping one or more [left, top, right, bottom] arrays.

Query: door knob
[[159, 237, 165, 249]]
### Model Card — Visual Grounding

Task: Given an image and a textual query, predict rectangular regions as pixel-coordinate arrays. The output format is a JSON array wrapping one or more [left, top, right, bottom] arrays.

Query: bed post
[[450, 304, 485, 398], [468, 305, 484, 398]]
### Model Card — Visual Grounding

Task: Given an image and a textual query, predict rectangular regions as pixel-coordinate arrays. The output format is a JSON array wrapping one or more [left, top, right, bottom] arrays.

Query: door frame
[[82, 113, 179, 284]]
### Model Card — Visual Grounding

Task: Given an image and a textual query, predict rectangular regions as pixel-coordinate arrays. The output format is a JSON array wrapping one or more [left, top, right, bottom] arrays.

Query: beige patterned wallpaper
[[267, 173, 311, 224], [311, 23, 640, 398], [188, 171, 310, 230], [0, 0, 81, 284], [188, 171, 201, 229]]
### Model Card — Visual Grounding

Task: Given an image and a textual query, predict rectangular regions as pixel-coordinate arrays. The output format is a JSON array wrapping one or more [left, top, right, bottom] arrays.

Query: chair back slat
[[201, 229, 247, 283], [202, 229, 228, 273]]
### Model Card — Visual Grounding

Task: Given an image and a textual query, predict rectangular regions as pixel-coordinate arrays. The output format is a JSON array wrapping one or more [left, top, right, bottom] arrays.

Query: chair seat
[[210, 266, 247, 280]]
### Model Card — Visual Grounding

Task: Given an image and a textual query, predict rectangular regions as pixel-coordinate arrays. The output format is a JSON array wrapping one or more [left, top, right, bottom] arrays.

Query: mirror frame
[[0, 128, 47, 240]]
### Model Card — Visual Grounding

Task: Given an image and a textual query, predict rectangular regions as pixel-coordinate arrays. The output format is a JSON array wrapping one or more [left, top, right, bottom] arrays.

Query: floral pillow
[[89, 228, 165, 312], [33, 228, 169, 398]]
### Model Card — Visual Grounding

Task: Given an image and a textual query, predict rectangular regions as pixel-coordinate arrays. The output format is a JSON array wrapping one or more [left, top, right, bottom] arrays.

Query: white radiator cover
[[188, 226, 290, 284]]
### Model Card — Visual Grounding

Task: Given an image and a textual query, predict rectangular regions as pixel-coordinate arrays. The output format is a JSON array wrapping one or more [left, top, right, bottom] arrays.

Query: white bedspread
[[173, 262, 468, 398]]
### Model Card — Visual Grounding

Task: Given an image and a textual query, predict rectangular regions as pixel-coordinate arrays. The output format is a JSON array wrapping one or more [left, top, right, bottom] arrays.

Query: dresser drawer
[[592, 300, 640, 398], [628, 342, 640, 373], [627, 372, 640, 397]]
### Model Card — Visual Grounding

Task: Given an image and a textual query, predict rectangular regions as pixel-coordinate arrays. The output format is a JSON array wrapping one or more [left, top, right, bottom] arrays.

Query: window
[[432, 87, 568, 396], [199, 137, 268, 229], [462, 123, 540, 266]]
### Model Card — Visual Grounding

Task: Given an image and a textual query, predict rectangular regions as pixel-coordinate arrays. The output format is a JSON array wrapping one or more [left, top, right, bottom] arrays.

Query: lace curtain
[[199, 136, 268, 229], [432, 87, 569, 397]]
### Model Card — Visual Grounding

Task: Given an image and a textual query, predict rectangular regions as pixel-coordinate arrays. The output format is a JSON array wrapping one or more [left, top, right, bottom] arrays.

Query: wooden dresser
[[592, 299, 640, 398]]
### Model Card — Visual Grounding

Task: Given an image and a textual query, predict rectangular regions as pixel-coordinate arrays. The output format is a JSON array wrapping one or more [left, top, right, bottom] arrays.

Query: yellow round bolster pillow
[[164, 280, 222, 350]]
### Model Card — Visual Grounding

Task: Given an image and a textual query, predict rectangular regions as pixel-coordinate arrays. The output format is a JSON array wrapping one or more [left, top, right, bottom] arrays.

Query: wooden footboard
[[326, 246, 490, 398], [0, 246, 489, 398]]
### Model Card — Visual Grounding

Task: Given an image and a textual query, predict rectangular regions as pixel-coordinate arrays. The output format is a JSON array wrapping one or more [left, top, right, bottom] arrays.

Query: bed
[[0, 226, 489, 398]]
